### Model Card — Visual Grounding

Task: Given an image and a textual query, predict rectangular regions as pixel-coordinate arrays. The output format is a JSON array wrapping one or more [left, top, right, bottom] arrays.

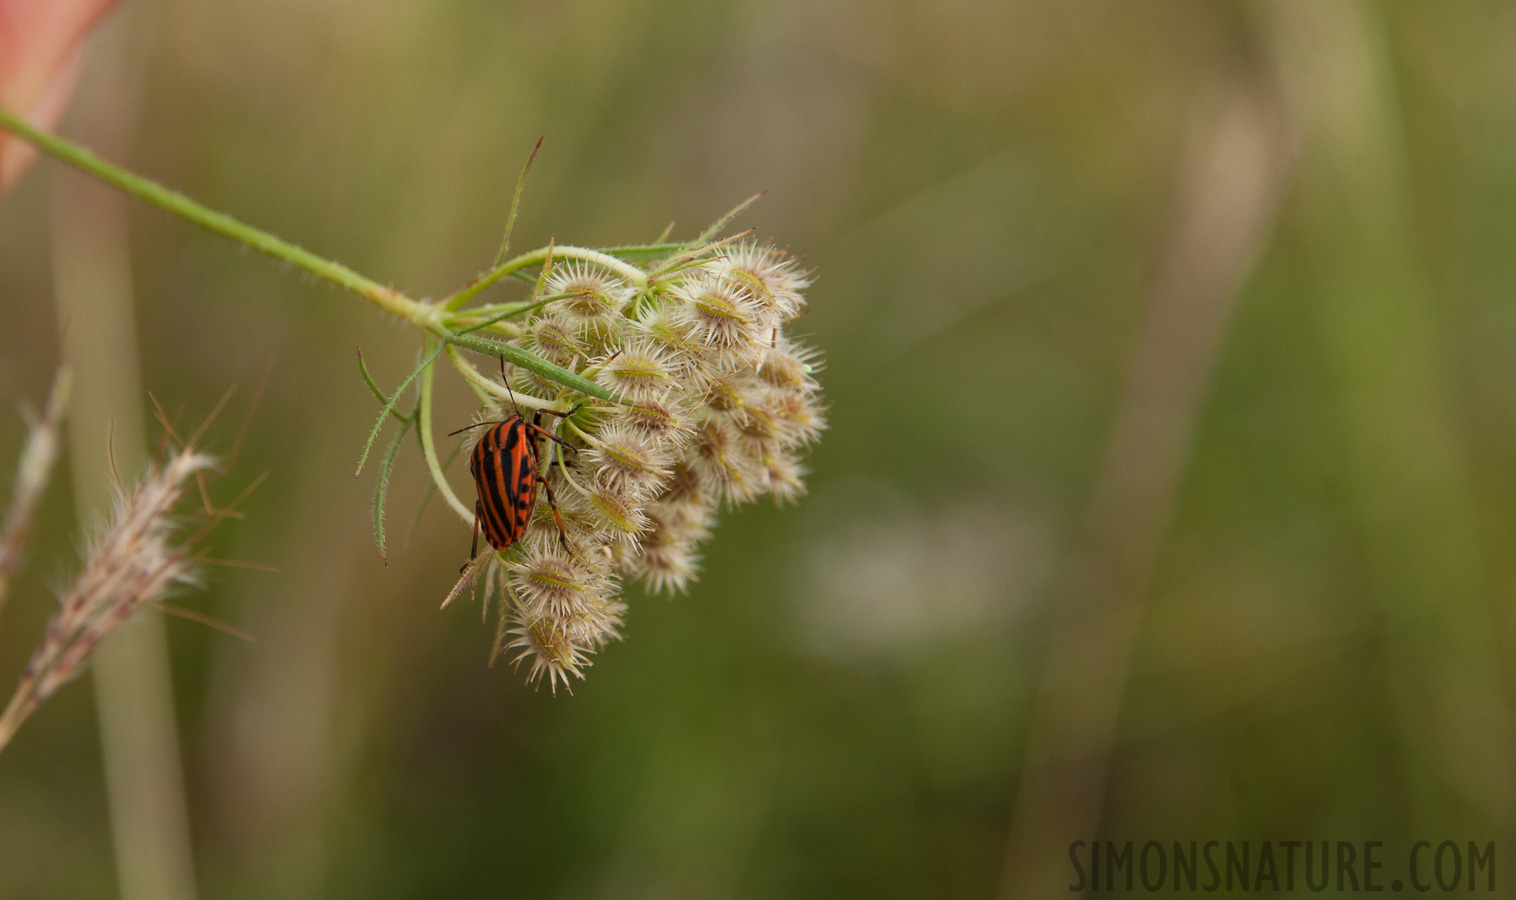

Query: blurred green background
[[4, 0, 1516, 896]]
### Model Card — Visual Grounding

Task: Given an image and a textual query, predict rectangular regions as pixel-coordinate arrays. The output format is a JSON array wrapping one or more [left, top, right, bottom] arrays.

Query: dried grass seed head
[[28, 447, 218, 706]]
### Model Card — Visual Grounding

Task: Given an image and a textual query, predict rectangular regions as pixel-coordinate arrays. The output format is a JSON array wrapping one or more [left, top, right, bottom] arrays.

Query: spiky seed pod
[[545, 262, 634, 321], [633, 305, 706, 374], [689, 416, 763, 505], [503, 613, 589, 694], [734, 402, 784, 453], [593, 339, 681, 403], [522, 310, 586, 368], [630, 531, 700, 594], [704, 373, 749, 421], [659, 460, 706, 506], [504, 363, 562, 405], [756, 336, 822, 394], [558, 593, 627, 651], [559, 473, 650, 554], [772, 390, 827, 448], [760, 448, 808, 505], [506, 532, 616, 621], [583, 423, 672, 500], [627, 497, 715, 594], [669, 273, 766, 371], [611, 398, 696, 450], [713, 243, 809, 323]]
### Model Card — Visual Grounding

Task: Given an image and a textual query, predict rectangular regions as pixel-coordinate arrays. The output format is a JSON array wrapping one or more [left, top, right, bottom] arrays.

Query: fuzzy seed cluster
[[23, 449, 212, 709], [475, 243, 825, 691]]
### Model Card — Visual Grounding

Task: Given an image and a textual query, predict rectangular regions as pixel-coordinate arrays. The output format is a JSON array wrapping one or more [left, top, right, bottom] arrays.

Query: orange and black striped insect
[[449, 363, 581, 566]]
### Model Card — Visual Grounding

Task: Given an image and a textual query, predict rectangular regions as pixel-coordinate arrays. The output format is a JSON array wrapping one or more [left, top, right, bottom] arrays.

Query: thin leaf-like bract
[[357, 347, 411, 423], [691, 192, 762, 247], [355, 343, 445, 479], [493, 136, 543, 268], [372, 408, 415, 563]]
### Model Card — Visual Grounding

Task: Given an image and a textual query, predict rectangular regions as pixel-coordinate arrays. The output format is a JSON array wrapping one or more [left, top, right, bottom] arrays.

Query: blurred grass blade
[[0, 367, 71, 622], [0, 107, 426, 323]]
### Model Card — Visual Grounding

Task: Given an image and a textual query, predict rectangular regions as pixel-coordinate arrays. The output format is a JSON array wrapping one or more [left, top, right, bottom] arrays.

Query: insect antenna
[[534, 402, 584, 421], [498, 354, 525, 419], [447, 421, 503, 438]]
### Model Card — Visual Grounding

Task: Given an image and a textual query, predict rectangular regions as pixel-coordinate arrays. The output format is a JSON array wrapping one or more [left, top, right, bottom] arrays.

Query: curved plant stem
[[0, 674, 35, 752], [441, 245, 647, 312], [417, 342, 472, 524], [0, 108, 632, 409], [0, 107, 429, 325], [444, 347, 553, 410]]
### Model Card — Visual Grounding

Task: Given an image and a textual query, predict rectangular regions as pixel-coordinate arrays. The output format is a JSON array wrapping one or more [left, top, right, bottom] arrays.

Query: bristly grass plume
[[0, 110, 826, 693], [0, 385, 262, 755]]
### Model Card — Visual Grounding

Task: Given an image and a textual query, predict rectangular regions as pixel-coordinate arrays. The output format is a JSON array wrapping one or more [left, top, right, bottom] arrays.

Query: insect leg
[[498, 355, 525, 418], [460, 501, 482, 573], [525, 423, 577, 452], [534, 402, 585, 420], [536, 474, 573, 553]]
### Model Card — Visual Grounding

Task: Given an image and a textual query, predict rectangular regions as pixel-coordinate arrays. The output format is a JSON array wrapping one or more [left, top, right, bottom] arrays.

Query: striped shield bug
[[449, 361, 582, 566]]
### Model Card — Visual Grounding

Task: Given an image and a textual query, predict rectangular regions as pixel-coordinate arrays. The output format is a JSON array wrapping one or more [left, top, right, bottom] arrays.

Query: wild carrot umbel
[[0, 109, 826, 691], [443, 237, 826, 692]]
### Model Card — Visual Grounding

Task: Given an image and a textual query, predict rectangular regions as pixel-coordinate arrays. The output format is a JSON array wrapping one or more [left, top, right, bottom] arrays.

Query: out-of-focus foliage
[[2, 0, 1516, 897]]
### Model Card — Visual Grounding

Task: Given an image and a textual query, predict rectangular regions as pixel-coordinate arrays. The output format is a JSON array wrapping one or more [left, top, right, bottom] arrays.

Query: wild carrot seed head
[[453, 234, 825, 687]]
